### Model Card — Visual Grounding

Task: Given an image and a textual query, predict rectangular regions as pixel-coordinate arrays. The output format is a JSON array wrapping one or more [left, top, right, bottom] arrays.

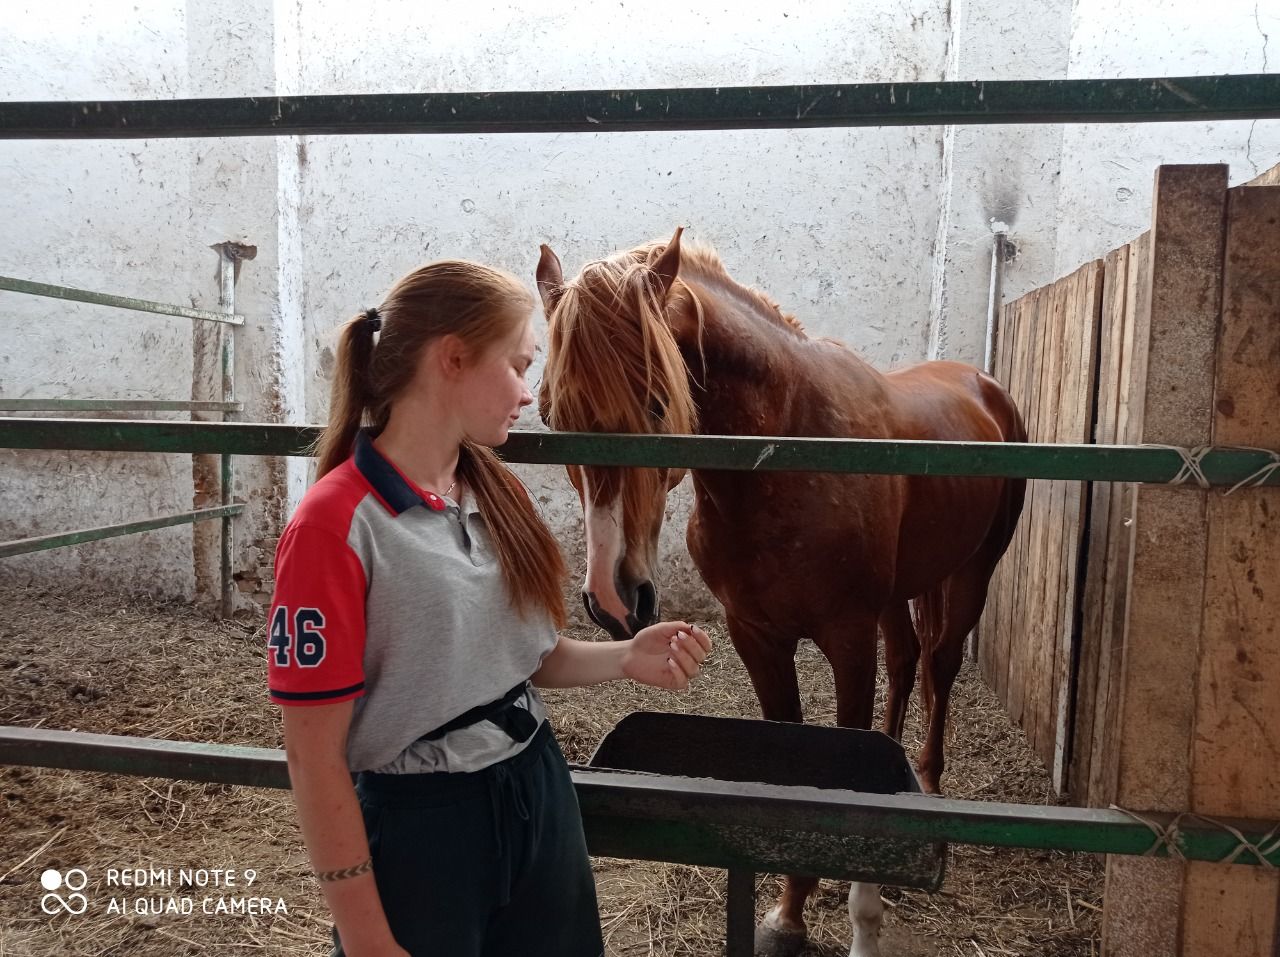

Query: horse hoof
[[754, 923, 807, 957]]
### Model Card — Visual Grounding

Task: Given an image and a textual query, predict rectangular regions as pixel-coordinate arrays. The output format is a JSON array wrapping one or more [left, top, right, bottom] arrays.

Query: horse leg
[[879, 601, 919, 742], [723, 614, 812, 957], [813, 612, 885, 957], [914, 558, 997, 795]]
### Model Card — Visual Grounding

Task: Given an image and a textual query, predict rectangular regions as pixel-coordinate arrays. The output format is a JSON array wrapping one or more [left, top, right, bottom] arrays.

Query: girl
[[267, 259, 712, 957]]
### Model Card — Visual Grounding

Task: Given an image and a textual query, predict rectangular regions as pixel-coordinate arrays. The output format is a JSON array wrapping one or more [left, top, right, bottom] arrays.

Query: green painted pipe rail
[[1, 726, 1277, 867], [0, 399, 243, 413], [0, 276, 245, 325], [2, 75, 1280, 140], [0, 504, 244, 558], [1, 418, 1277, 487]]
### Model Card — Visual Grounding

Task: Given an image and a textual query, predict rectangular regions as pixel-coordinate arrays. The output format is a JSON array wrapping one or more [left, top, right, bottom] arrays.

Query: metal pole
[[218, 249, 236, 618], [725, 869, 755, 957], [984, 228, 1009, 375]]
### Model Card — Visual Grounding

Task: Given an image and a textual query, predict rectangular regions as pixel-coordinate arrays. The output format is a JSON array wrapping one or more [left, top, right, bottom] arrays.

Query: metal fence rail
[[0, 399, 244, 413], [3, 75, 1280, 139], [0, 505, 244, 558], [2, 725, 1277, 868], [0, 275, 244, 324], [1, 418, 1276, 487], [1, 263, 245, 614]]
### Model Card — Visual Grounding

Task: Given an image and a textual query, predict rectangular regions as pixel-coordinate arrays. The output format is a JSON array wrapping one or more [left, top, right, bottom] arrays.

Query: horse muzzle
[[582, 580, 658, 641]]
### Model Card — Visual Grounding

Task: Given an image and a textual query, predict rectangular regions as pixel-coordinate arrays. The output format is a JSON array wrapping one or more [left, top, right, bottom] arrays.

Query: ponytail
[[460, 443, 568, 629], [312, 310, 380, 479]]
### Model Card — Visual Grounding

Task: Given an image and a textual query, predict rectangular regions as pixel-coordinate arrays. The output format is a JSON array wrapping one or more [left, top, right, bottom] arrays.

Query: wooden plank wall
[[1102, 172, 1280, 957], [1179, 180, 1280, 956], [978, 259, 1103, 792], [1102, 163, 1229, 957], [1069, 231, 1151, 807], [978, 160, 1280, 955]]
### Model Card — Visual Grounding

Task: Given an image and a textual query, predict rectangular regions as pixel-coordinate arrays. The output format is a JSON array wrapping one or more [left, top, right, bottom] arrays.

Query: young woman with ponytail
[[267, 260, 711, 957]]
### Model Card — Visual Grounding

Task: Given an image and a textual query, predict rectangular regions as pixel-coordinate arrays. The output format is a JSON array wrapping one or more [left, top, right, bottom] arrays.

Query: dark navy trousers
[[332, 723, 603, 957]]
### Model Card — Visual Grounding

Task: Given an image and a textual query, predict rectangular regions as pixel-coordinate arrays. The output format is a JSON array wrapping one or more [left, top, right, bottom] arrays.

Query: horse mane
[[677, 244, 808, 338]]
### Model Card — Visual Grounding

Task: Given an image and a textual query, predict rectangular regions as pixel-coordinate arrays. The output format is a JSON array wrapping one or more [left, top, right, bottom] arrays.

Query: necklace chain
[[443, 480, 457, 498]]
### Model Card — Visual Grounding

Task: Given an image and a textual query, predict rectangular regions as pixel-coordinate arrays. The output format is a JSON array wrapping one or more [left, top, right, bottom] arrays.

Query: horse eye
[[648, 398, 666, 423]]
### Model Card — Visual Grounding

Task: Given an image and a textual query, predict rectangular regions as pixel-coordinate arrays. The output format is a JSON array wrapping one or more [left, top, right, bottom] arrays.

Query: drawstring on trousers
[[488, 762, 534, 906]]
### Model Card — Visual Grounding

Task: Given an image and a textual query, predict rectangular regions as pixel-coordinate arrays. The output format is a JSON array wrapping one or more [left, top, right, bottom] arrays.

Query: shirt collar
[[354, 430, 449, 515]]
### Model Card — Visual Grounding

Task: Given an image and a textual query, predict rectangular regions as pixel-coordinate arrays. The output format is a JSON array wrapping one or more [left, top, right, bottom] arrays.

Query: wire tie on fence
[[1150, 445, 1212, 488], [1221, 446, 1280, 495], [1111, 806, 1280, 868], [1112, 806, 1188, 861]]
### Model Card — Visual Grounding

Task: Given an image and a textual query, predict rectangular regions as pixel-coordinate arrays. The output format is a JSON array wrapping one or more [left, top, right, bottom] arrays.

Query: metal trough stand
[[584, 712, 946, 956]]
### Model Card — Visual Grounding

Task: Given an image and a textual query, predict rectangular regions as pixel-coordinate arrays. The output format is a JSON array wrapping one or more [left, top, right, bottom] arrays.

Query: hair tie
[[363, 307, 382, 332]]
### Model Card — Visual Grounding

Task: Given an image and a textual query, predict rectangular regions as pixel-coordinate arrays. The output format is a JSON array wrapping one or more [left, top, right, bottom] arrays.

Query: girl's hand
[[621, 622, 712, 691]]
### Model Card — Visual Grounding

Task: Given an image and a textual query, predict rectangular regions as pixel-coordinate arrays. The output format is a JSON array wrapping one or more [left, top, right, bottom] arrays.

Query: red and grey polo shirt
[[267, 431, 557, 773]]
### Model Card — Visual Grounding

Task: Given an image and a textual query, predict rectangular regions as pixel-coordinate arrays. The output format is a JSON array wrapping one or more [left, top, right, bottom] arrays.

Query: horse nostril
[[635, 580, 658, 627], [582, 591, 634, 642]]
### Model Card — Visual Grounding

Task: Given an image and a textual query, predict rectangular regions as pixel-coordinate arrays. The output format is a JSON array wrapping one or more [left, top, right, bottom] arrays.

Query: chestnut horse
[[536, 229, 1025, 957]]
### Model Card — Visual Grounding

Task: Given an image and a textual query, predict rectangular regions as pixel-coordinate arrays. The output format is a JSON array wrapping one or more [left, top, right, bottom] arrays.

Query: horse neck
[[672, 276, 885, 438]]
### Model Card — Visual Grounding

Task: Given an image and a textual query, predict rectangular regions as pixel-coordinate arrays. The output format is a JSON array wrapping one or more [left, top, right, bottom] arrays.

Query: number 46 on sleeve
[[269, 607, 327, 667]]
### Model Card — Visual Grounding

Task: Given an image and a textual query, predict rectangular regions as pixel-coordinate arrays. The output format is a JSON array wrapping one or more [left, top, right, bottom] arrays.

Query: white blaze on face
[[583, 480, 630, 625]]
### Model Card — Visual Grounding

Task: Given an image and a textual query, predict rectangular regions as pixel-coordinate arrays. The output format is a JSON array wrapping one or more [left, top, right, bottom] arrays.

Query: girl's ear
[[430, 334, 471, 378]]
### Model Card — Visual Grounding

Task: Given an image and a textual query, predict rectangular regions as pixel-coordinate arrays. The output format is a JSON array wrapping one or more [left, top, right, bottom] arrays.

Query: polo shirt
[[267, 431, 559, 773]]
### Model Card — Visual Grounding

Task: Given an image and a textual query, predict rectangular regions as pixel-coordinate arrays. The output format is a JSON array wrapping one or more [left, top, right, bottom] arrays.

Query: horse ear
[[650, 226, 684, 300], [536, 244, 565, 314]]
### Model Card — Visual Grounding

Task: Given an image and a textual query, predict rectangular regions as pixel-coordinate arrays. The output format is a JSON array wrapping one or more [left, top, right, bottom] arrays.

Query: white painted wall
[[0, 2, 205, 598], [1, 0, 1277, 619], [0, 0, 291, 609], [286, 0, 953, 617], [1050, 0, 1280, 278]]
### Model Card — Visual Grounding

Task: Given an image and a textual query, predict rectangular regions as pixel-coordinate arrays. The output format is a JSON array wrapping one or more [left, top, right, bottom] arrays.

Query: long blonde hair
[[314, 260, 567, 628]]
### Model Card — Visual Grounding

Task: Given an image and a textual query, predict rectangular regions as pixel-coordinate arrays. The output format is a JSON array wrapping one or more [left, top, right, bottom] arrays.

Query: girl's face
[[456, 312, 536, 447]]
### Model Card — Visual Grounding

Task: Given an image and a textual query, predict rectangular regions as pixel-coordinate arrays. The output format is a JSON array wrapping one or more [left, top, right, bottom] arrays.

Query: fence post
[[218, 248, 236, 618], [1102, 164, 1229, 956]]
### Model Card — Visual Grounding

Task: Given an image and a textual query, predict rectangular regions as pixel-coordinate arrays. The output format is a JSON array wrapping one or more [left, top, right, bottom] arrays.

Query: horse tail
[[912, 378, 1027, 717], [910, 590, 944, 725]]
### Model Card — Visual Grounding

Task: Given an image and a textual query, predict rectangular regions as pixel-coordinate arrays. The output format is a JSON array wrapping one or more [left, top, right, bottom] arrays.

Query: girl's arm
[[533, 622, 711, 690], [282, 701, 408, 957]]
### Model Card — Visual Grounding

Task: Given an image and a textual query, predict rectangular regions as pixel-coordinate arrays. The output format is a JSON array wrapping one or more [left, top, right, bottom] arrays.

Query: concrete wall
[[0, 3, 205, 599], [0, 0, 292, 609], [1, 0, 1277, 622], [1050, 0, 1280, 278], [286, 0, 952, 620]]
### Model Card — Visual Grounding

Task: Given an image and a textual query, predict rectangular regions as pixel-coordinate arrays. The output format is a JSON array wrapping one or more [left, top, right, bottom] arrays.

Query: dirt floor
[[0, 581, 1102, 956]]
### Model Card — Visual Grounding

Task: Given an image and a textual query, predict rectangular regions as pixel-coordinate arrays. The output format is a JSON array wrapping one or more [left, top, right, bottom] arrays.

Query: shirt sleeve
[[266, 522, 367, 706]]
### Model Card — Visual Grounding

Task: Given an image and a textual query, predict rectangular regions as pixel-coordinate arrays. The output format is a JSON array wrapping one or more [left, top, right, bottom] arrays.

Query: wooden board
[[1180, 182, 1280, 956], [1103, 164, 1229, 956], [1051, 260, 1103, 792], [1070, 244, 1129, 800], [1092, 230, 1152, 809], [980, 260, 1104, 788]]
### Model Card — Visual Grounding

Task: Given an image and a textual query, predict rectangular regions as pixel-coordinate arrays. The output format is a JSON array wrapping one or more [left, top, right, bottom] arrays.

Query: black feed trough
[[587, 712, 946, 891]]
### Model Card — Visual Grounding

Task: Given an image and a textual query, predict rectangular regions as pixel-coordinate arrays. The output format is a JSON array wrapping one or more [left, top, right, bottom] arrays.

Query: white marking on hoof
[[847, 882, 884, 957]]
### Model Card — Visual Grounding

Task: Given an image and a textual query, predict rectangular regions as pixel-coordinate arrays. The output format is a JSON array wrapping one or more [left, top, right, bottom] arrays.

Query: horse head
[[535, 228, 697, 640]]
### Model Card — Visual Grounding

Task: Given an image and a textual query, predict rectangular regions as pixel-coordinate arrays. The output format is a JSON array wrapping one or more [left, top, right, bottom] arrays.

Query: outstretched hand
[[621, 621, 712, 691]]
